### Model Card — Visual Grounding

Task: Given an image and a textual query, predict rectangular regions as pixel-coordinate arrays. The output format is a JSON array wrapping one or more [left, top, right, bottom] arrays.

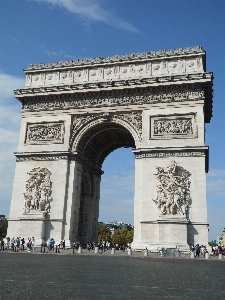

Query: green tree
[[126, 229, 134, 244], [0, 218, 8, 239], [112, 228, 133, 245], [98, 225, 112, 242], [208, 241, 217, 247]]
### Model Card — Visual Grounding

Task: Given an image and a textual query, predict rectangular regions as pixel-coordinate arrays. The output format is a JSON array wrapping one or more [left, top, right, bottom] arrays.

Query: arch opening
[[74, 122, 136, 244], [76, 122, 136, 168]]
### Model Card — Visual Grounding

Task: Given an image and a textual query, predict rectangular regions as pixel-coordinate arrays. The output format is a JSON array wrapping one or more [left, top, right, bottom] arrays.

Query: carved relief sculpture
[[23, 168, 52, 215], [25, 122, 64, 144], [153, 161, 191, 216], [150, 114, 197, 139]]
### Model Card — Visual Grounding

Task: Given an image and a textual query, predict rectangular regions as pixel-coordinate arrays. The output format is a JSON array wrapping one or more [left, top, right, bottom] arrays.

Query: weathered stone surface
[[7, 47, 213, 249]]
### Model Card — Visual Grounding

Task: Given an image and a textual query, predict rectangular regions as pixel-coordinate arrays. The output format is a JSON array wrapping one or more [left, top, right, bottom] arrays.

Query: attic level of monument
[[24, 46, 206, 71], [8, 46, 213, 250], [14, 46, 213, 123]]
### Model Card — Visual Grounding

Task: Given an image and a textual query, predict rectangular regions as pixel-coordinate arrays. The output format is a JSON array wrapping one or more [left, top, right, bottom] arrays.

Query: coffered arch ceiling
[[77, 122, 135, 168]]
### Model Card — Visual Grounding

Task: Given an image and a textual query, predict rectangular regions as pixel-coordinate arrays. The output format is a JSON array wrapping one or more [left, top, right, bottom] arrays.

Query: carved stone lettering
[[153, 161, 191, 217], [25, 122, 64, 144], [23, 167, 52, 216]]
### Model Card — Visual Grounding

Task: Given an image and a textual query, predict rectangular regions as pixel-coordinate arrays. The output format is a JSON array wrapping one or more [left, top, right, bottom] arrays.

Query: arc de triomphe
[[7, 46, 213, 250]]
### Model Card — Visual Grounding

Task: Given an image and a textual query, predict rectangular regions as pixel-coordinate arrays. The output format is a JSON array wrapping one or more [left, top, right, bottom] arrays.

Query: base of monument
[[132, 215, 191, 252], [131, 242, 190, 252]]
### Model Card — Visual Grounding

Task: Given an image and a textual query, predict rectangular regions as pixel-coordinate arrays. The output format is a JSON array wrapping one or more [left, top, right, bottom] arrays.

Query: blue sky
[[0, 0, 224, 241]]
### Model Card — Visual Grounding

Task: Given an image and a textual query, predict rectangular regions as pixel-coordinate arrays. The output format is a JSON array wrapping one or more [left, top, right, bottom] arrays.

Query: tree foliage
[[112, 228, 133, 245], [0, 218, 8, 239], [98, 225, 112, 242], [208, 241, 217, 247]]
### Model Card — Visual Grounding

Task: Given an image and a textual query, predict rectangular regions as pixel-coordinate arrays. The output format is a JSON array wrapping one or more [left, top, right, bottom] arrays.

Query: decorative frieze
[[153, 161, 191, 216], [16, 156, 68, 162], [150, 113, 197, 139], [21, 88, 205, 112], [134, 150, 207, 159], [14, 72, 212, 96], [25, 121, 64, 144]]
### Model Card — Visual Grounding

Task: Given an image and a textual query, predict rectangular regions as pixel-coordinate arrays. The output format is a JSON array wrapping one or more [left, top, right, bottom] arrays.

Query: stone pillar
[[111, 248, 115, 255], [95, 246, 99, 254]]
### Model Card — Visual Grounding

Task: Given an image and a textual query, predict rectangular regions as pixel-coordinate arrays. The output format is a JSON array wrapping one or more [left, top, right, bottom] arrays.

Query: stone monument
[[7, 46, 213, 249]]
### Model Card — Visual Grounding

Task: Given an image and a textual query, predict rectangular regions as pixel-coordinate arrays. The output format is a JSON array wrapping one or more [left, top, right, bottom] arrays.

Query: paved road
[[0, 249, 224, 299]]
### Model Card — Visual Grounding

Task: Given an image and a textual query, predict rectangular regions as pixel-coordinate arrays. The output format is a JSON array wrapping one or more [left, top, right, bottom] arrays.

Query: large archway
[[69, 119, 136, 244], [7, 47, 213, 250]]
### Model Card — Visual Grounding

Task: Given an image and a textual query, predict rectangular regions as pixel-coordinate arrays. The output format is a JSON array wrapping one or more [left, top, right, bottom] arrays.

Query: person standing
[[21, 238, 25, 251], [10, 238, 15, 252], [16, 237, 20, 252], [31, 237, 35, 252]]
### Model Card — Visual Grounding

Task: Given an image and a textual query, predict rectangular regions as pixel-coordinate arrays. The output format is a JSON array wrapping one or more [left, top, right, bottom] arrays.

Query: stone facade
[[8, 47, 213, 249]]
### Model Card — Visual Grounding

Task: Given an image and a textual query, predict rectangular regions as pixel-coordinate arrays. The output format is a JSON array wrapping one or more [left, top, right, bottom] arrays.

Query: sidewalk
[[3, 247, 224, 261]]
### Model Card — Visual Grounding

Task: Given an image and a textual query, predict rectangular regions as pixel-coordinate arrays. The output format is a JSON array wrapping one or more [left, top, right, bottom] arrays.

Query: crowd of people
[[0, 237, 35, 252], [1, 238, 224, 257], [191, 244, 225, 257]]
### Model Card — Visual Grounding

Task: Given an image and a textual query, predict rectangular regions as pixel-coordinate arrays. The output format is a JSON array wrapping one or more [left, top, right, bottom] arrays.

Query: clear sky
[[0, 0, 224, 241]]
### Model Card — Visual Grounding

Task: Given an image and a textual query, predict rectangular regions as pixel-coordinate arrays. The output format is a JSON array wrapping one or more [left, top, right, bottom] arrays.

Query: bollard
[[205, 252, 209, 259], [144, 249, 148, 256], [55, 245, 58, 253], [161, 250, 164, 257], [128, 248, 132, 255], [78, 246, 82, 254], [111, 248, 115, 255], [95, 246, 99, 254], [43, 245, 45, 253], [219, 253, 223, 259], [175, 251, 180, 258], [191, 252, 195, 259], [40, 244, 42, 252], [58, 245, 60, 253]]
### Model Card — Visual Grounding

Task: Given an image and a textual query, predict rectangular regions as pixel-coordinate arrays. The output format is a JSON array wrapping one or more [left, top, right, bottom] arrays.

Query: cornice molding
[[14, 73, 212, 98]]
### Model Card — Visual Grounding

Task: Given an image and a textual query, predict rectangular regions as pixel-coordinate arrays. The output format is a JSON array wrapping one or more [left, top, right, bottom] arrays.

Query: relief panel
[[25, 121, 65, 144], [150, 113, 197, 139]]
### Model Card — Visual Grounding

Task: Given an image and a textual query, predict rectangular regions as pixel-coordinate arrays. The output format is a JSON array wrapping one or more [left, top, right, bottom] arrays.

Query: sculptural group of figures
[[23, 167, 52, 214], [154, 118, 193, 135], [153, 161, 191, 216]]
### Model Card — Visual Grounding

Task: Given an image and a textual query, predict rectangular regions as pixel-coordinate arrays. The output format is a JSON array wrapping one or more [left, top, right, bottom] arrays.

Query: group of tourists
[[0, 237, 35, 252], [211, 245, 225, 256], [46, 238, 66, 252], [73, 241, 129, 253], [191, 244, 225, 257]]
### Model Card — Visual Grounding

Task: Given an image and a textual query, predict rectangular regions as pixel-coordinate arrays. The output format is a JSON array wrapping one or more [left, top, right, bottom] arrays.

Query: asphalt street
[[0, 249, 224, 300]]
